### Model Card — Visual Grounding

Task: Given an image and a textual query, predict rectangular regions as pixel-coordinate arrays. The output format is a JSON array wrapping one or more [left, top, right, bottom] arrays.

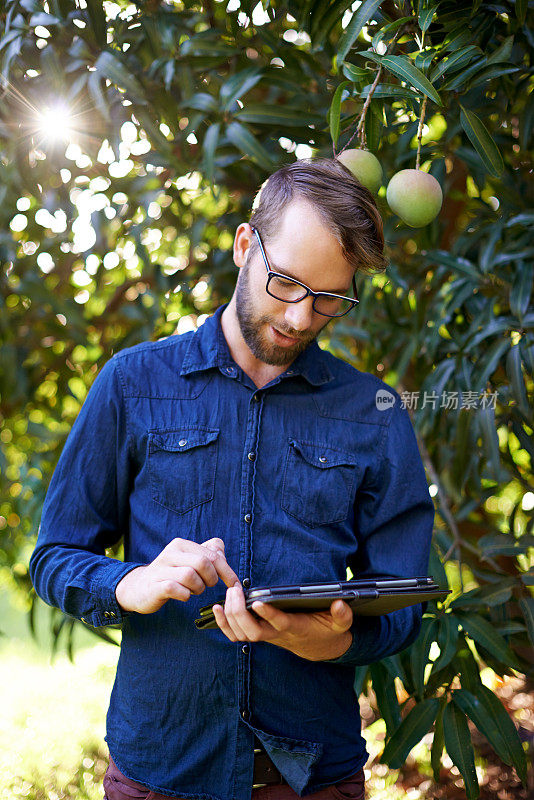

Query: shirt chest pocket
[[281, 438, 360, 528], [148, 427, 219, 515]]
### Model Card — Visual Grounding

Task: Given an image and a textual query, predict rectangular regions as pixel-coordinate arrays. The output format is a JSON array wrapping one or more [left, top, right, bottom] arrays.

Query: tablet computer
[[194, 576, 449, 630]]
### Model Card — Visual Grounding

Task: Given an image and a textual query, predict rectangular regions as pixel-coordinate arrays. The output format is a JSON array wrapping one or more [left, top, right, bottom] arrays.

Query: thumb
[[331, 600, 353, 631]]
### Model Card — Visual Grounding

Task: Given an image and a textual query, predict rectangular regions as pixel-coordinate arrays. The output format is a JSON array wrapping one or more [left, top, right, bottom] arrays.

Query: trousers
[[103, 754, 366, 800]]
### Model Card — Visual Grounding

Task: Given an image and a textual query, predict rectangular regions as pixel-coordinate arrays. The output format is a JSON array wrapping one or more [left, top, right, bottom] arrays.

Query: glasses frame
[[249, 226, 359, 318]]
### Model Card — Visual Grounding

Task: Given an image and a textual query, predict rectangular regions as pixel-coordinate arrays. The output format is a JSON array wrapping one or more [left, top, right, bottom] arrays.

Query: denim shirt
[[29, 302, 435, 800]]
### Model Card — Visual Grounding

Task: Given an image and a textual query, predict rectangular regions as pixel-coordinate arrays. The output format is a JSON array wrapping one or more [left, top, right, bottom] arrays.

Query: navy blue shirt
[[29, 302, 434, 799]]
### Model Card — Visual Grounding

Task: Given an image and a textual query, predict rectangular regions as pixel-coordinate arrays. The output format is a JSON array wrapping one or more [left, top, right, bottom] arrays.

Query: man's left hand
[[212, 584, 353, 661]]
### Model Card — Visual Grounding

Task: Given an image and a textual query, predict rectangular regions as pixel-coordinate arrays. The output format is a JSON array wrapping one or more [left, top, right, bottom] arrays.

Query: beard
[[234, 259, 317, 366]]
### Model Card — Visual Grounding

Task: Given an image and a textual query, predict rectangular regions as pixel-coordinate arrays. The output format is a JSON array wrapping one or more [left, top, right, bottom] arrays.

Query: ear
[[233, 223, 253, 271]]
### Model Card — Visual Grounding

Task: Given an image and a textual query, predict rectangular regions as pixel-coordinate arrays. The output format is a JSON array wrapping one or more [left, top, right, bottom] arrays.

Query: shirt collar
[[180, 303, 334, 387]]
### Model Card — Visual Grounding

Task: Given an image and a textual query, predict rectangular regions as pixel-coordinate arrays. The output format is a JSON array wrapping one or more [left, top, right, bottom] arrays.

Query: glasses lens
[[268, 275, 308, 302], [314, 295, 354, 317]]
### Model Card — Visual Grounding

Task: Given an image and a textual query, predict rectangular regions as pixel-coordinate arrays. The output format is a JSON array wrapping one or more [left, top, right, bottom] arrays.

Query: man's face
[[234, 199, 354, 367]]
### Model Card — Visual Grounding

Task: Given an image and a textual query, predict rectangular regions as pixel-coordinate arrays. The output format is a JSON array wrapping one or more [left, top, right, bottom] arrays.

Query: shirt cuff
[[83, 559, 145, 628], [322, 614, 386, 666]]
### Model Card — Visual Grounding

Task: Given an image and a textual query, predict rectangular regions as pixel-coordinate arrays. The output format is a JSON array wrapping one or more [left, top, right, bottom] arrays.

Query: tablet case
[[194, 576, 450, 630]]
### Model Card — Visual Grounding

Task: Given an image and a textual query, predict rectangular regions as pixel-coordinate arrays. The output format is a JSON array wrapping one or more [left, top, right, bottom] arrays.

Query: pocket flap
[[289, 438, 358, 469], [150, 427, 219, 453]]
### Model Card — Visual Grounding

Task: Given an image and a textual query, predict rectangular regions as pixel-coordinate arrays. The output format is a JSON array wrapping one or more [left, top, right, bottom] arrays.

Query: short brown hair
[[248, 157, 388, 276]]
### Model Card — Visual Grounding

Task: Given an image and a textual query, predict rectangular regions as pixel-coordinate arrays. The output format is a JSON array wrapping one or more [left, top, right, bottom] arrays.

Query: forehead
[[261, 201, 354, 292]]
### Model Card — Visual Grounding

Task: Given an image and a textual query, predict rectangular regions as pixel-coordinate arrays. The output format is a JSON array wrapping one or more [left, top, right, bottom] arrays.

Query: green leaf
[[466, 63, 520, 91], [418, 6, 437, 32], [456, 611, 522, 669], [486, 35, 515, 65], [459, 105, 504, 177], [443, 702, 479, 799], [370, 661, 401, 737], [181, 93, 218, 113], [473, 338, 509, 389], [364, 98, 383, 152], [360, 82, 420, 101], [363, 52, 442, 106], [342, 62, 372, 83], [476, 405, 502, 481], [225, 121, 274, 171], [380, 698, 439, 768], [455, 644, 483, 694], [329, 81, 351, 147], [441, 57, 487, 91], [88, 71, 110, 123], [426, 250, 479, 279], [234, 104, 324, 127], [431, 698, 446, 783], [201, 122, 220, 188], [336, 0, 384, 68], [506, 344, 530, 416], [510, 261, 533, 321], [516, 0, 527, 24], [428, 540, 448, 590], [450, 580, 515, 609], [471, 683, 528, 783], [478, 533, 534, 558], [220, 66, 263, 112], [95, 51, 147, 104], [519, 596, 534, 648], [432, 614, 459, 673], [373, 16, 411, 49], [85, 0, 107, 47], [410, 617, 436, 698], [429, 44, 481, 83], [353, 665, 370, 696], [312, 0, 365, 48]]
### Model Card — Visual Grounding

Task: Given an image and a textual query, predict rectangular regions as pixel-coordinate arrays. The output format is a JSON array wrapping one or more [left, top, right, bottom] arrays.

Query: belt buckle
[[253, 746, 284, 787]]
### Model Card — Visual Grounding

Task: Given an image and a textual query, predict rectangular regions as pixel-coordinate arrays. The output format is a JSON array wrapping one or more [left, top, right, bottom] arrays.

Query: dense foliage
[[0, 0, 532, 796]]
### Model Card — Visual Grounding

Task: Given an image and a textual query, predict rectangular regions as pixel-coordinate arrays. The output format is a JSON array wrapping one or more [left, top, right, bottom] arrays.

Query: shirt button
[[244, 513, 252, 523], [243, 578, 251, 588], [241, 709, 250, 721], [179, 439, 188, 447], [248, 452, 256, 461], [286, 370, 294, 375], [104, 611, 110, 618], [252, 394, 260, 402], [241, 644, 250, 654], [319, 456, 327, 463]]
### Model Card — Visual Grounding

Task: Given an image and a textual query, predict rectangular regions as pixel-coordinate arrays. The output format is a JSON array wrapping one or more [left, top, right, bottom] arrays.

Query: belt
[[253, 740, 287, 787]]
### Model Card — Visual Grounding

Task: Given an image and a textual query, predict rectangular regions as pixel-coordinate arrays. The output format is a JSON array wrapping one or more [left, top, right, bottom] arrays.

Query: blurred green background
[[1, 0, 533, 797]]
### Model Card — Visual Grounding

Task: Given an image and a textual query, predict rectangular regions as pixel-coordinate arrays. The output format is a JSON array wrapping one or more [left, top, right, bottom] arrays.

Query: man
[[29, 157, 435, 800]]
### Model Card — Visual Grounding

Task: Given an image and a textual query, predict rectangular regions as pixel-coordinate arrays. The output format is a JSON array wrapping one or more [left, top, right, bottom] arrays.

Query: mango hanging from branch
[[386, 169, 443, 227], [336, 148, 383, 195]]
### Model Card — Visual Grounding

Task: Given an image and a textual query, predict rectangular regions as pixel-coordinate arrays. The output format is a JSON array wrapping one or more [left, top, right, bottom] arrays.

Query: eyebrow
[[269, 261, 350, 296]]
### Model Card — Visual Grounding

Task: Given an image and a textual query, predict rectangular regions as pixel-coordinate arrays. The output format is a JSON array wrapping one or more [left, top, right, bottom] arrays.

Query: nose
[[282, 295, 315, 334]]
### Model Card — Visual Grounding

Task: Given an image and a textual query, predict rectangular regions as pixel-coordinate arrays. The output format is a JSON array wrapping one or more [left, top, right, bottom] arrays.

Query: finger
[[164, 539, 240, 589], [212, 604, 238, 642], [329, 600, 353, 632], [251, 601, 292, 633], [227, 586, 270, 641], [173, 565, 209, 595], [201, 538, 225, 554], [224, 585, 252, 641]]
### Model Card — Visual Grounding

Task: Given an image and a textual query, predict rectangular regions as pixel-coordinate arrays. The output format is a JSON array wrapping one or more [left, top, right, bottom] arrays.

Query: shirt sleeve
[[324, 398, 435, 666], [28, 356, 145, 628]]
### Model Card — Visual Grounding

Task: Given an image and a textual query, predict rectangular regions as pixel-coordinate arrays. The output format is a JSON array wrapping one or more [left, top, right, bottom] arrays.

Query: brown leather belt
[[253, 739, 287, 787]]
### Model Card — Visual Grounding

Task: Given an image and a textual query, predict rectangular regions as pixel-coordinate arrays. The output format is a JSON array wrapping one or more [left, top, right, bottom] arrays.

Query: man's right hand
[[115, 537, 240, 614]]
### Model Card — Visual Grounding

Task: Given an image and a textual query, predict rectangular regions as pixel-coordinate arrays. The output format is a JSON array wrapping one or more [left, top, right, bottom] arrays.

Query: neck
[[220, 298, 289, 389]]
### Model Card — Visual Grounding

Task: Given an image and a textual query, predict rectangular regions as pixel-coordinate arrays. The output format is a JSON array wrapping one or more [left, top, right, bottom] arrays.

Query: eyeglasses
[[250, 226, 359, 318]]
